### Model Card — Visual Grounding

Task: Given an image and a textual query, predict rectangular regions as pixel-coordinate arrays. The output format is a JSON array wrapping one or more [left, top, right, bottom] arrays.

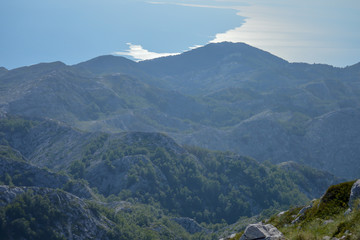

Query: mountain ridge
[[0, 115, 342, 224], [1, 40, 359, 239], [1, 41, 359, 180]]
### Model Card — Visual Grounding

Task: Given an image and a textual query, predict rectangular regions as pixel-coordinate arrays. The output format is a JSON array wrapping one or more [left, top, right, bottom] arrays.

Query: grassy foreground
[[231, 180, 360, 240]]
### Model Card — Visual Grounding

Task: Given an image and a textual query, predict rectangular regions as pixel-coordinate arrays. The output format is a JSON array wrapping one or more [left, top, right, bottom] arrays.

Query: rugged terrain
[[1, 42, 359, 179], [0, 116, 342, 224], [0, 115, 344, 239], [227, 179, 360, 240], [0, 42, 359, 239]]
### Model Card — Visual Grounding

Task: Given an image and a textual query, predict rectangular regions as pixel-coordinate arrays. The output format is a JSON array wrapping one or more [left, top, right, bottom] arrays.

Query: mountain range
[[1, 42, 359, 179], [0, 115, 343, 239], [0, 41, 359, 239]]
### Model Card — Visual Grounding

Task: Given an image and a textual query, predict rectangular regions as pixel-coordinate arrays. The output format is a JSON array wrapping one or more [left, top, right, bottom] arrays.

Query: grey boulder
[[349, 179, 360, 209], [240, 222, 284, 240]]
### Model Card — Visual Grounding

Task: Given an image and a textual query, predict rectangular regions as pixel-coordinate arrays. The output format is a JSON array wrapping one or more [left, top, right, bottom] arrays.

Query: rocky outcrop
[[85, 154, 168, 196], [0, 186, 113, 240], [349, 179, 360, 209], [291, 204, 313, 224], [240, 223, 284, 240], [0, 155, 95, 199], [172, 217, 209, 234]]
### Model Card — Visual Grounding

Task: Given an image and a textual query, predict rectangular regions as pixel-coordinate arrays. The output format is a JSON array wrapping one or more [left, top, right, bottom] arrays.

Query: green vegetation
[[315, 181, 355, 218], [80, 135, 309, 224], [0, 188, 216, 240], [0, 116, 348, 239], [0, 190, 66, 240], [266, 180, 360, 240], [88, 201, 199, 240], [1, 43, 360, 240], [0, 116, 36, 135], [0, 117, 37, 148], [81, 132, 109, 167], [0, 145, 25, 162], [279, 112, 310, 136]]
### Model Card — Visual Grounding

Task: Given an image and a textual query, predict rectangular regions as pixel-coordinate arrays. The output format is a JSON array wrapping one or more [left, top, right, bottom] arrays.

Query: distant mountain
[[0, 67, 7, 77], [173, 108, 360, 179], [74, 55, 169, 88], [0, 62, 206, 132], [138, 42, 289, 94], [139, 42, 287, 76], [75, 55, 139, 75], [137, 42, 359, 96], [3, 41, 360, 239], [0, 42, 359, 180]]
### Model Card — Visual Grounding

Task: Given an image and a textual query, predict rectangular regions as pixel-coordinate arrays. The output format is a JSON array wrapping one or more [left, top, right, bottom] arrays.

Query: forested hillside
[[0, 116, 341, 225]]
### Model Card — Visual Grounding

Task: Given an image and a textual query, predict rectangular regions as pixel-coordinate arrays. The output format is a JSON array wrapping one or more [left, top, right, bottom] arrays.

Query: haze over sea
[[1, 0, 359, 69]]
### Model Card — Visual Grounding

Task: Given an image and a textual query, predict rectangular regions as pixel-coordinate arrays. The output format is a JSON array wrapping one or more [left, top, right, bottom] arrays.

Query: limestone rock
[[349, 179, 360, 209], [0, 156, 95, 199], [0, 186, 113, 240], [323, 219, 334, 225], [291, 204, 312, 224], [219, 233, 236, 240], [240, 222, 284, 240], [344, 208, 352, 215], [172, 217, 209, 234]]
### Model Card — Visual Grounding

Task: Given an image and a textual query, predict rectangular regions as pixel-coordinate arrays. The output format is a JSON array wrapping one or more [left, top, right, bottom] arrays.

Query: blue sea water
[[0, 0, 244, 69]]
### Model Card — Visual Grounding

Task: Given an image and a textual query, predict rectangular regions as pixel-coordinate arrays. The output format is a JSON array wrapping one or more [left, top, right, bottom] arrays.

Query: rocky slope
[[138, 42, 360, 97], [2, 42, 359, 239], [226, 179, 360, 240], [0, 61, 204, 133], [0, 145, 95, 199], [267, 180, 360, 240], [0, 186, 113, 240], [0, 185, 209, 240], [174, 108, 360, 179], [0, 116, 342, 224]]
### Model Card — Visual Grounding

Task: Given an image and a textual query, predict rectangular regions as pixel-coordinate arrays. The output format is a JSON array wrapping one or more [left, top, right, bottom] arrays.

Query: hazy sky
[[1, 0, 359, 69]]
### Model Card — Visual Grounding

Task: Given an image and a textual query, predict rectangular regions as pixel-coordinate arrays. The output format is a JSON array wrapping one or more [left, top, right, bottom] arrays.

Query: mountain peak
[[32, 61, 66, 68], [6, 61, 68, 76], [78, 54, 135, 65], [74, 55, 137, 75], [138, 41, 288, 76], [195, 41, 259, 52], [0, 67, 8, 76]]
